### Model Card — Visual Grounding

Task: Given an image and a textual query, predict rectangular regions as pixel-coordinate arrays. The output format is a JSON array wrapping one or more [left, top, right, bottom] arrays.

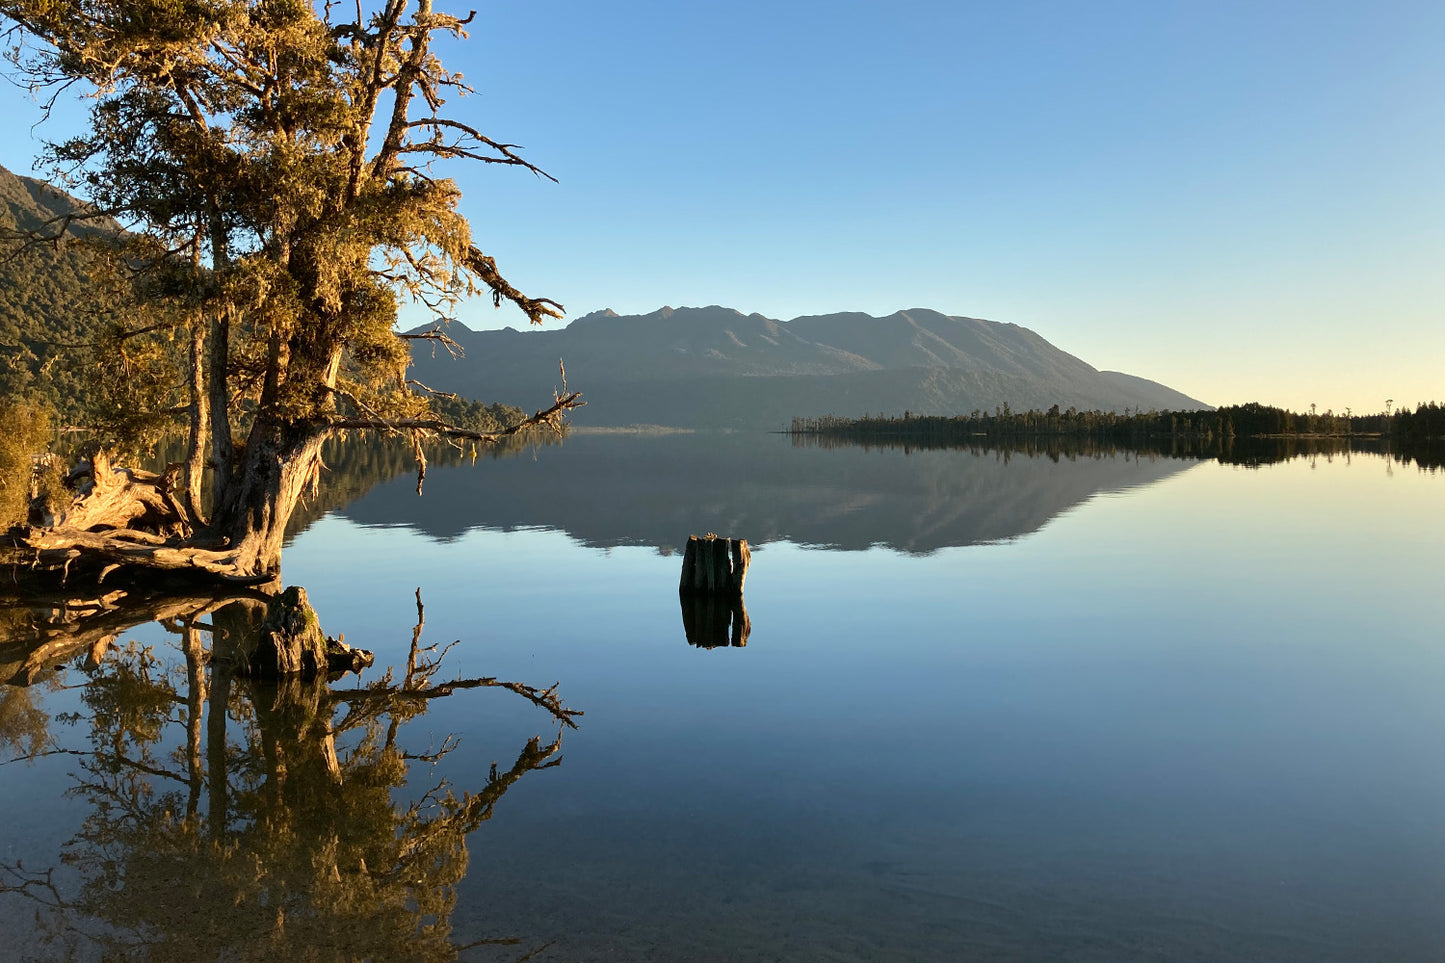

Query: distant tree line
[[792, 428, 1441, 472], [793, 404, 1229, 445], [791, 401, 1444, 470], [1390, 402, 1445, 444], [792, 401, 1445, 444]]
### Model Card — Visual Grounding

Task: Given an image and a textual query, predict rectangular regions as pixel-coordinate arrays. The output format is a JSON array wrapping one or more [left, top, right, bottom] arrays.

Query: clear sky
[[1, 0, 1441, 412]]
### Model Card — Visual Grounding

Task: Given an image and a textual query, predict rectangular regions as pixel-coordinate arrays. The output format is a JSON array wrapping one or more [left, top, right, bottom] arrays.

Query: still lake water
[[3, 433, 1444, 960]]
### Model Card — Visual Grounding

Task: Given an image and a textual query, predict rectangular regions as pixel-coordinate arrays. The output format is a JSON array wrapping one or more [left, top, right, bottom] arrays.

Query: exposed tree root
[[11, 528, 267, 583], [8, 445, 268, 587], [36, 448, 191, 537]]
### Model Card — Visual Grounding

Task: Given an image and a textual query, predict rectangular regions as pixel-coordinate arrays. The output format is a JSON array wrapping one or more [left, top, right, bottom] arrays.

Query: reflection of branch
[[401, 732, 459, 763], [332, 667, 581, 729], [79, 750, 191, 787], [392, 731, 564, 872], [0, 589, 256, 687], [338, 588, 581, 731], [388, 677, 581, 728], [0, 861, 66, 910], [0, 745, 78, 768]]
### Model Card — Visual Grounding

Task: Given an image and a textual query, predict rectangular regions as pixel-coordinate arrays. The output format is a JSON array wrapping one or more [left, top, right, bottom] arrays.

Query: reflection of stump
[[679, 534, 749, 596], [244, 673, 344, 781], [680, 594, 751, 648]]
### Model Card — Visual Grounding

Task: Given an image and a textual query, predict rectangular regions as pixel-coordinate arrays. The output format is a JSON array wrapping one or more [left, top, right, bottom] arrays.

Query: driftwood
[[14, 528, 260, 583], [37, 449, 191, 537], [8, 447, 266, 586]]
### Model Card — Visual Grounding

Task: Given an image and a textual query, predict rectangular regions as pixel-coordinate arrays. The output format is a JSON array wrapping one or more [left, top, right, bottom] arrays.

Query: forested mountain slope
[[0, 163, 120, 419]]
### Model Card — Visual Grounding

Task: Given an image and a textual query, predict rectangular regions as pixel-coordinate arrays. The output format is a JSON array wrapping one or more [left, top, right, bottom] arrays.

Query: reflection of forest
[[0, 590, 576, 961]]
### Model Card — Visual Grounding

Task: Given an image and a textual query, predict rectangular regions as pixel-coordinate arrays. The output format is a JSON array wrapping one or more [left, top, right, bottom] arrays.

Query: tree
[[0, 0, 581, 580]]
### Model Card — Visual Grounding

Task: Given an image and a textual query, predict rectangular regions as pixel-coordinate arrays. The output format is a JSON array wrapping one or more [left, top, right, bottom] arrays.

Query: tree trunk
[[213, 419, 330, 577], [207, 306, 235, 513], [185, 320, 209, 526]]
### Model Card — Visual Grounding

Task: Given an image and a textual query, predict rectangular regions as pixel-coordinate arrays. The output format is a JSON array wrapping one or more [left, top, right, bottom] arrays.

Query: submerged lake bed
[[4, 434, 1444, 960]]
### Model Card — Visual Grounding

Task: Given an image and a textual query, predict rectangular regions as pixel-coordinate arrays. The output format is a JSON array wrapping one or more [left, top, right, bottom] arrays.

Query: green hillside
[[0, 163, 121, 421]]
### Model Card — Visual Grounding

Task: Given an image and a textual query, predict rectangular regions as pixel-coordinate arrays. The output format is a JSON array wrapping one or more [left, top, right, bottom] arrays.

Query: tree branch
[[463, 245, 564, 326], [399, 117, 556, 181], [328, 390, 583, 441], [397, 323, 463, 359]]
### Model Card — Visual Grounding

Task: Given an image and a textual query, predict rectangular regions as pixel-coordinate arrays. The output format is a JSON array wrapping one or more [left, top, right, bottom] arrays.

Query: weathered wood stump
[[678, 534, 751, 648], [229, 586, 375, 679], [678, 534, 750, 596]]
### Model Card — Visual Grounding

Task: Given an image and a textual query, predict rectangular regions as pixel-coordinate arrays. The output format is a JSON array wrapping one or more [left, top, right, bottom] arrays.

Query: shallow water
[[3, 435, 1443, 961]]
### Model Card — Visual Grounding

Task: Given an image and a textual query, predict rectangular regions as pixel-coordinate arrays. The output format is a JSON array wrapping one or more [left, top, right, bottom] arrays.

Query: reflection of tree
[[0, 589, 577, 961], [0, 672, 56, 760]]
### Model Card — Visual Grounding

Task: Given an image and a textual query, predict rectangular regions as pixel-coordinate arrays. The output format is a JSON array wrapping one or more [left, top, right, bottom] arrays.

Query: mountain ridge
[[409, 304, 1209, 428]]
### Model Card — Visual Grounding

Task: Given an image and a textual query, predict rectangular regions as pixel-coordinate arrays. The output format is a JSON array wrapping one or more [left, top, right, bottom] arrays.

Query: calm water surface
[[3, 434, 1443, 961]]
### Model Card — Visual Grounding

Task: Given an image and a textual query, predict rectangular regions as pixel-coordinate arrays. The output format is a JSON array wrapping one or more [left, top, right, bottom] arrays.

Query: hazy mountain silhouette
[[334, 432, 1197, 554], [408, 305, 1208, 430]]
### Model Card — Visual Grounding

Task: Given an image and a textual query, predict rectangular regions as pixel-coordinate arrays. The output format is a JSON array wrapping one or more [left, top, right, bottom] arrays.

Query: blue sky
[[2, 0, 1441, 412]]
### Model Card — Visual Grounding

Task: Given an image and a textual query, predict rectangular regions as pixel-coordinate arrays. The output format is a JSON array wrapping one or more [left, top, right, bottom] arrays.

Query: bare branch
[[405, 379, 456, 398], [463, 245, 564, 326], [329, 390, 584, 441], [400, 117, 556, 181]]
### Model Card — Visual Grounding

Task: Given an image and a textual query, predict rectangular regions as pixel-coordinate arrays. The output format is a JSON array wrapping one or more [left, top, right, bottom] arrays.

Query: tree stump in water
[[678, 534, 750, 596], [232, 586, 375, 678], [678, 534, 751, 648]]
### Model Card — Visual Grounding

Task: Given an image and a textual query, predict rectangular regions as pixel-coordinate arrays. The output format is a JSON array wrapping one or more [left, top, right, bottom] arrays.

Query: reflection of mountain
[[335, 432, 1197, 554]]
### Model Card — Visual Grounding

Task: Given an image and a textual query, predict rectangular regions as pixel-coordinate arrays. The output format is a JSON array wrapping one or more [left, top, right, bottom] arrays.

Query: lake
[[2, 432, 1443, 961]]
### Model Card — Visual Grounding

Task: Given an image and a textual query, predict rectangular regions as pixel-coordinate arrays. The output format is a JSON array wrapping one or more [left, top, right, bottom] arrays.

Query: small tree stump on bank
[[679, 534, 750, 596]]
